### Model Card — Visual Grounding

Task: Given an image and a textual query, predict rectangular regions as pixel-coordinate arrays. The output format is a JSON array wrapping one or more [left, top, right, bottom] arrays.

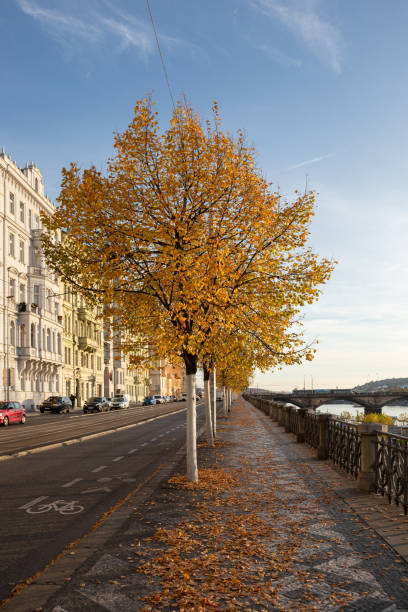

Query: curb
[[0, 423, 206, 611], [0, 408, 186, 462]]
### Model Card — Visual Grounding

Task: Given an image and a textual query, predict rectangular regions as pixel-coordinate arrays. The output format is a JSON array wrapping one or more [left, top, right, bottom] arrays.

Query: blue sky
[[2, 0, 408, 390]]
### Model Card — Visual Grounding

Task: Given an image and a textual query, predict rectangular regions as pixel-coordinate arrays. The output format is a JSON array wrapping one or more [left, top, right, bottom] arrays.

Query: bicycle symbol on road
[[19, 497, 84, 515]]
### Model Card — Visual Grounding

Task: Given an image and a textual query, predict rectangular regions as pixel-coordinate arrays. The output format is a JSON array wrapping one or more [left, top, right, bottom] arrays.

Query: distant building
[[0, 148, 63, 407]]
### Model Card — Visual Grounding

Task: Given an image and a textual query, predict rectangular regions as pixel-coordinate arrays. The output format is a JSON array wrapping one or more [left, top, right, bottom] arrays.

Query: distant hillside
[[353, 378, 408, 392]]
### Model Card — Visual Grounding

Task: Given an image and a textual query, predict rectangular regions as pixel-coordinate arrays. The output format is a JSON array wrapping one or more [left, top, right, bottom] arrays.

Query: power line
[[146, 0, 176, 111]]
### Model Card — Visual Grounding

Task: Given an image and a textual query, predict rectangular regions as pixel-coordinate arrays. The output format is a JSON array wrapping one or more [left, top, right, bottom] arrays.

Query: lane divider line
[[92, 466, 107, 473], [62, 478, 83, 488], [112, 456, 123, 462]]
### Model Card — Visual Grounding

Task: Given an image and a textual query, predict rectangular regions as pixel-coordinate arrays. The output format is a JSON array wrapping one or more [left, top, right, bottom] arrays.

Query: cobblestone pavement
[[42, 398, 408, 611]]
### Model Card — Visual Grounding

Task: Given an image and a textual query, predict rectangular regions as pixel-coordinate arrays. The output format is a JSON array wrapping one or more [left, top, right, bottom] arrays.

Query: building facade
[[149, 360, 182, 398], [0, 149, 63, 408], [62, 284, 104, 407]]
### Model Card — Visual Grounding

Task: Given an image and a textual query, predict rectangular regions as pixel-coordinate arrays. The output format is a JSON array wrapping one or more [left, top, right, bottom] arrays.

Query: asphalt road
[[0, 402, 205, 601], [0, 401, 191, 455]]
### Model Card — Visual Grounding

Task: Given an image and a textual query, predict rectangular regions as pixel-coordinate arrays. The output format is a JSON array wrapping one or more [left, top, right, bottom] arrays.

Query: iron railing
[[375, 431, 408, 515], [328, 419, 361, 478], [304, 412, 319, 449], [288, 407, 298, 435]]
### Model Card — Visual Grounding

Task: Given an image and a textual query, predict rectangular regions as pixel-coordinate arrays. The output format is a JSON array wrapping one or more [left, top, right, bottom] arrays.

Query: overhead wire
[[146, 0, 176, 111]]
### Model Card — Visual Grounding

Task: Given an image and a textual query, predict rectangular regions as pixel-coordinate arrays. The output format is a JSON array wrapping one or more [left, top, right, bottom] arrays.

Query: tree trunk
[[183, 352, 198, 482], [223, 385, 227, 416], [204, 375, 214, 447], [211, 368, 217, 437]]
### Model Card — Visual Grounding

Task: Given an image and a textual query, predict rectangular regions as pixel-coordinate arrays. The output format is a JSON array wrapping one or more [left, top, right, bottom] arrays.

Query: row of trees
[[42, 98, 334, 481]]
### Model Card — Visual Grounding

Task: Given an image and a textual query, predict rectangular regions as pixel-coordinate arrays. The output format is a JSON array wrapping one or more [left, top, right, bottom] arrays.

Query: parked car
[[83, 397, 110, 414], [105, 397, 114, 409], [153, 395, 165, 404], [0, 401, 26, 426], [40, 396, 71, 414], [181, 393, 187, 401], [110, 394, 130, 409], [143, 396, 157, 406]]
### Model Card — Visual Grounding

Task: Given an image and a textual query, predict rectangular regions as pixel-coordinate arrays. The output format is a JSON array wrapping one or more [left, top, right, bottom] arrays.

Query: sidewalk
[[13, 398, 408, 610]]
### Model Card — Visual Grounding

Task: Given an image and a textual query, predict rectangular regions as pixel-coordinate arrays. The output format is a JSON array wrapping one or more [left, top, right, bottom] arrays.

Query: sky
[[1, 0, 408, 391]]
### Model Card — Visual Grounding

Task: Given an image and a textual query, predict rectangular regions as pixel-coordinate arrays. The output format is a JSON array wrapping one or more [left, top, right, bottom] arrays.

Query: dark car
[[142, 396, 157, 406], [83, 397, 110, 414], [0, 401, 26, 426], [40, 396, 71, 414]]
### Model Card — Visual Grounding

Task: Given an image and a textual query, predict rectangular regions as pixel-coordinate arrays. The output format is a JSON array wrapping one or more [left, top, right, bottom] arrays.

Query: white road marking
[[97, 477, 112, 483], [19, 496, 48, 510], [81, 486, 111, 495], [113, 456, 124, 462], [141, 442, 147, 446], [128, 448, 138, 454], [151, 438, 157, 441], [62, 478, 83, 488], [92, 465, 107, 473]]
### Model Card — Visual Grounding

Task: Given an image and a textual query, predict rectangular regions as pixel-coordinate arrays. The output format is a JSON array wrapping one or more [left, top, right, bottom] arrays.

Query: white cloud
[[16, 0, 183, 59], [251, 0, 343, 73], [286, 153, 335, 170]]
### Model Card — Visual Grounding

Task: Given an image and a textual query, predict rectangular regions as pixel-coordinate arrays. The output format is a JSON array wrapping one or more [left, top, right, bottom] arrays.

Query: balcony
[[77, 307, 88, 322], [78, 336, 97, 352], [16, 347, 37, 358]]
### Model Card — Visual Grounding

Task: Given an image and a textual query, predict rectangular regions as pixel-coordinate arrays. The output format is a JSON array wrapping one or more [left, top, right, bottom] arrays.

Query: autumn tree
[[42, 97, 334, 481]]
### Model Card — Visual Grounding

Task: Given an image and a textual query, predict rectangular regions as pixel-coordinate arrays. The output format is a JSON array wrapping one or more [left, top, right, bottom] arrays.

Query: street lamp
[[74, 367, 80, 407]]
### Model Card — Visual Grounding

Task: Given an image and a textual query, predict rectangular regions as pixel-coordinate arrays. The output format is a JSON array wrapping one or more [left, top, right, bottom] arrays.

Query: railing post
[[296, 408, 307, 443], [285, 406, 291, 432], [267, 402, 274, 418], [317, 413, 330, 459], [357, 424, 377, 492], [278, 404, 285, 427]]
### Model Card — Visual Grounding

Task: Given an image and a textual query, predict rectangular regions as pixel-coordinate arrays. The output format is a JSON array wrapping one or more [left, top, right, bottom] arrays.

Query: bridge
[[256, 389, 408, 414]]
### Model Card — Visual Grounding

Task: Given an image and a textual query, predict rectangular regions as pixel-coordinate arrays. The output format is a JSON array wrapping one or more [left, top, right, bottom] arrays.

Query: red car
[[0, 402, 26, 426]]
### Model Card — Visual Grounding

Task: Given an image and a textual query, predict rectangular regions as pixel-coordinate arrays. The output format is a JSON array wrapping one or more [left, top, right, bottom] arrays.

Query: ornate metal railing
[[328, 419, 361, 478], [304, 412, 319, 449], [288, 407, 298, 435], [375, 431, 408, 515]]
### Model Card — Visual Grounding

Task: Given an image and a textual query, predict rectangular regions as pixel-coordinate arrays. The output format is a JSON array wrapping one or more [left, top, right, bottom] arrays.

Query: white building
[[0, 149, 63, 408]]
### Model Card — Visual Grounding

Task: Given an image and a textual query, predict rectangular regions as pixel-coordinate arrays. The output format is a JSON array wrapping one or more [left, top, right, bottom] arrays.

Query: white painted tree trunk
[[186, 372, 198, 481], [204, 377, 214, 447], [229, 388, 232, 412], [211, 369, 217, 437]]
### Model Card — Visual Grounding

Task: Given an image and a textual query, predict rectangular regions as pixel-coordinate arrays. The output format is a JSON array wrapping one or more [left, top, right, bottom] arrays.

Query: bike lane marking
[[62, 478, 83, 488], [112, 456, 124, 462], [19, 496, 48, 510], [128, 448, 138, 454], [92, 466, 107, 473]]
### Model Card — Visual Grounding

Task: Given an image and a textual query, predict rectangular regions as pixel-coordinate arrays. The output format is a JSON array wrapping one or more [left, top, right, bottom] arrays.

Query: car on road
[[0, 401, 26, 426], [83, 397, 110, 414], [40, 396, 72, 414], [181, 393, 187, 401], [110, 394, 130, 409], [143, 396, 157, 406], [153, 395, 165, 404]]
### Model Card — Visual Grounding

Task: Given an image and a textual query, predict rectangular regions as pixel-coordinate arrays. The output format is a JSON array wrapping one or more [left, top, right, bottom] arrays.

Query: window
[[9, 193, 15, 215], [91, 354, 94, 370], [34, 214, 39, 229], [19, 202, 25, 223], [31, 323, 36, 348], [28, 209, 32, 228], [10, 321, 15, 346], [52, 331, 56, 352], [46, 328, 51, 351], [97, 356, 101, 370], [19, 324, 26, 347], [35, 178, 38, 192], [9, 233, 15, 257], [19, 284, 25, 303], [33, 285, 40, 306], [19, 240, 25, 263], [9, 278, 15, 298]]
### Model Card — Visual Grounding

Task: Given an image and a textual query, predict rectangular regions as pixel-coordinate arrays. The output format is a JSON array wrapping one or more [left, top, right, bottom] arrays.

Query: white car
[[153, 395, 165, 404], [110, 394, 130, 409]]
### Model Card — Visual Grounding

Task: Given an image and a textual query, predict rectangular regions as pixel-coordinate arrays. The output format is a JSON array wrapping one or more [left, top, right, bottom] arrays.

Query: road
[[0, 401, 190, 456], [0, 401, 205, 601]]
